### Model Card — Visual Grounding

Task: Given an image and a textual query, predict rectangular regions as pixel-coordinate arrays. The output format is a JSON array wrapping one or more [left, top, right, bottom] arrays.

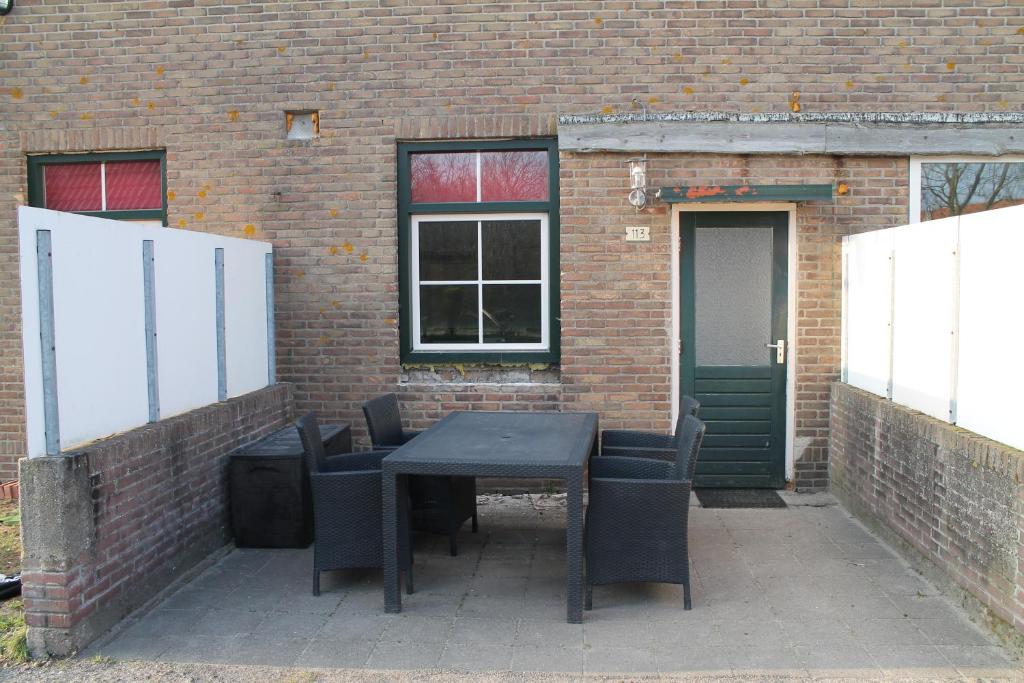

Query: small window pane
[[43, 163, 102, 211], [483, 284, 542, 343], [420, 285, 478, 343], [418, 221, 477, 280], [482, 220, 541, 280], [480, 151, 548, 201], [920, 162, 1024, 222], [105, 160, 162, 210], [410, 152, 477, 203]]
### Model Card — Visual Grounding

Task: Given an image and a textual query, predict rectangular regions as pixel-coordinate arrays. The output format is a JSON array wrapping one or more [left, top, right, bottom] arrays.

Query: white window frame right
[[909, 155, 1024, 224]]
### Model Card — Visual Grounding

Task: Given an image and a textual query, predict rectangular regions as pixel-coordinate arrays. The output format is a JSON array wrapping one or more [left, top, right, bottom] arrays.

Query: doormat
[[694, 488, 787, 508]]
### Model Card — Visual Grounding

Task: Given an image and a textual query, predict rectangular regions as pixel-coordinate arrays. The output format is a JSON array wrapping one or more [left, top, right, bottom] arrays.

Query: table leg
[[565, 471, 584, 623], [383, 470, 402, 613]]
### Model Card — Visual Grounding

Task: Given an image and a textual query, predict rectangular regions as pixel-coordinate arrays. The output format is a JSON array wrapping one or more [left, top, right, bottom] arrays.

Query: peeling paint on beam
[[559, 119, 1024, 156]]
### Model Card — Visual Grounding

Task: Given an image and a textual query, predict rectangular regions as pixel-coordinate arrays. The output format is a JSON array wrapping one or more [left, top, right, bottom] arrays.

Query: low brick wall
[[830, 382, 1024, 654], [19, 383, 294, 657]]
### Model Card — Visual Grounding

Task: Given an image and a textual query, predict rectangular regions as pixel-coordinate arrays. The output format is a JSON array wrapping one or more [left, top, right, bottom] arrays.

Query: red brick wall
[[19, 384, 293, 656], [831, 382, 1024, 652], [1, 2, 1021, 485]]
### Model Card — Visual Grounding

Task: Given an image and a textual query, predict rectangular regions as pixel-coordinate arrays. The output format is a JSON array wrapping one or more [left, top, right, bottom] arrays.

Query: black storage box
[[229, 423, 351, 548]]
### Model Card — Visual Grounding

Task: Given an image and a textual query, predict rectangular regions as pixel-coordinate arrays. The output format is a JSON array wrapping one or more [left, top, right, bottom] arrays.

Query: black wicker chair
[[599, 395, 700, 461], [362, 393, 478, 556], [296, 413, 413, 596], [585, 414, 706, 611]]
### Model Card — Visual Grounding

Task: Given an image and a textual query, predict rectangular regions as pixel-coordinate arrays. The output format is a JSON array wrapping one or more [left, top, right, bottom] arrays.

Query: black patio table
[[382, 410, 599, 623]]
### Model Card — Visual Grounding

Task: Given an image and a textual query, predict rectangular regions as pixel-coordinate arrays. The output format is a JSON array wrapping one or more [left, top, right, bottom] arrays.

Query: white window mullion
[[477, 220, 484, 344], [100, 163, 107, 211], [475, 153, 482, 202]]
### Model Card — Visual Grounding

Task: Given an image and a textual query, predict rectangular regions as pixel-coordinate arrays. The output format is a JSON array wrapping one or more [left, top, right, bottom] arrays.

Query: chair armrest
[[321, 451, 387, 472], [589, 457, 675, 481], [403, 430, 423, 442], [587, 477, 692, 525], [600, 445, 676, 462], [601, 429, 674, 451]]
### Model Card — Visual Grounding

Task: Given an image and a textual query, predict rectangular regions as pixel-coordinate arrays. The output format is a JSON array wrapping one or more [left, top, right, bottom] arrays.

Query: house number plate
[[625, 226, 650, 242]]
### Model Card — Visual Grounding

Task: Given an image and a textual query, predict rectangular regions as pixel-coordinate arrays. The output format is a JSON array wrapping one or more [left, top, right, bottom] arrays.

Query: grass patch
[[0, 498, 25, 664], [0, 600, 27, 663]]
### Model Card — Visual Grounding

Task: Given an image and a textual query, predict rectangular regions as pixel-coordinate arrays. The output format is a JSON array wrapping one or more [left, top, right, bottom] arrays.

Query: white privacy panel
[[18, 207, 273, 457], [222, 239, 272, 399], [955, 206, 1024, 451], [154, 234, 219, 418], [890, 218, 958, 421], [46, 211, 151, 450], [843, 229, 894, 397]]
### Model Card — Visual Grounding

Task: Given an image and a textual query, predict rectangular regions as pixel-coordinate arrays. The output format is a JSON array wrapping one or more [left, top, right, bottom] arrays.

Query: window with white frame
[[910, 156, 1024, 223], [398, 141, 558, 362]]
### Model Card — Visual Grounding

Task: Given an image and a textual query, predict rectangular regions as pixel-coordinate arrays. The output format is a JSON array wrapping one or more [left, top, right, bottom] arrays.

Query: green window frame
[[398, 139, 560, 364], [27, 150, 168, 225]]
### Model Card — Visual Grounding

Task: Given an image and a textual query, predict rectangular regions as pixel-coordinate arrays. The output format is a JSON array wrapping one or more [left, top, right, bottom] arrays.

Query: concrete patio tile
[[468, 575, 528, 597], [336, 587, 388, 613], [777, 619, 856, 646], [159, 635, 246, 665], [867, 644, 956, 677], [458, 595, 527, 619], [364, 639, 445, 670], [395, 591, 463, 617], [515, 617, 583, 648], [250, 610, 328, 640], [296, 637, 375, 668], [846, 618, 932, 647], [92, 634, 184, 661], [794, 643, 881, 678], [318, 612, 391, 641], [124, 608, 208, 638], [191, 608, 265, 637], [380, 614, 454, 644], [449, 616, 518, 645], [714, 618, 792, 648], [645, 618, 718, 647], [885, 594, 961, 619], [938, 644, 1019, 678], [159, 585, 229, 611], [475, 559, 532, 578], [224, 583, 286, 612], [913, 617, 994, 646], [274, 590, 344, 615], [583, 645, 658, 675], [224, 636, 307, 667], [511, 644, 583, 674], [583, 616, 653, 649], [439, 643, 513, 671], [654, 644, 736, 675], [733, 644, 810, 676]]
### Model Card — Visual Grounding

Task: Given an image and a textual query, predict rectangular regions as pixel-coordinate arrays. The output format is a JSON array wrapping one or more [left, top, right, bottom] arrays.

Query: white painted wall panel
[[223, 240, 272, 398], [48, 213, 151, 450], [843, 229, 894, 398], [18, 207, 273, 457], [154, 234, 219, 418], [890, 218, 958, 421], [955, 206, 1024, 451]]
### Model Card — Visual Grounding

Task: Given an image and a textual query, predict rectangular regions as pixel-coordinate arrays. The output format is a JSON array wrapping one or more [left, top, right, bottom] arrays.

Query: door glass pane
[[481, 220, 541, 280], [482, 284, 542, 343], [418, 221, 477, 280], [694, 226, 772, 365], [419, 285, 478, 343], [919, 161, 1024, 222]]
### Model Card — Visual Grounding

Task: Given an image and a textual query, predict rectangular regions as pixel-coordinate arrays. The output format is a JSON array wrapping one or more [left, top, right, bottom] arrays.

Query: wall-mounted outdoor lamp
[[627, 156, 648, 209], [0, 0, 13, 15]]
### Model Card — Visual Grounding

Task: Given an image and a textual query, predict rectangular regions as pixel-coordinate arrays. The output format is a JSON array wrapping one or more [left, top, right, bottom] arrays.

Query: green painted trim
[[661, 183, 832, 203], [397, 138, 560, 365], [26, 150, 168, 226]]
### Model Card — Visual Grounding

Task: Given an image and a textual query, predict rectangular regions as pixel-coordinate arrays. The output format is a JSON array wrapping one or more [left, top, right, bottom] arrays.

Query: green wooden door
[[681, 211, 788, 488]]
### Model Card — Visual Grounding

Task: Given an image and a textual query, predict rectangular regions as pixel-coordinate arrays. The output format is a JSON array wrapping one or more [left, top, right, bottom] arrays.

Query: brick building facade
[[2, 2, 1023, 489]]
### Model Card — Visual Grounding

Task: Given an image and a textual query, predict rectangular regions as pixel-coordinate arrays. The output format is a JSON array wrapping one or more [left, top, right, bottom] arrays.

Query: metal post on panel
[[143, 240, 160, 423], [840, 237, 849, 384], [215, 248, 227, 402], [36, 230, 60, 456], [265, 252, 276, 385]]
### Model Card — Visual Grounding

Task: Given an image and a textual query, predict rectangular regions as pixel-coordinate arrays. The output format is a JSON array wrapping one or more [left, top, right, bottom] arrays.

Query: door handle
[[765, 339, 785, 364]]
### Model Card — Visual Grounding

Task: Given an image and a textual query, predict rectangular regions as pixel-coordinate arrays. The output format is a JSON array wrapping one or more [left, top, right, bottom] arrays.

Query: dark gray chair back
[[296, 412, 328, 474], [675, 414, 706, 482], [363, 393, 406, 447], [671, 396, 701, 445]]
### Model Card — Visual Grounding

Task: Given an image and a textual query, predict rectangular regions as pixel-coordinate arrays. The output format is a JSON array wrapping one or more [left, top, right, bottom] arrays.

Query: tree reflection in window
[[920, 162, 1024, 221]]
